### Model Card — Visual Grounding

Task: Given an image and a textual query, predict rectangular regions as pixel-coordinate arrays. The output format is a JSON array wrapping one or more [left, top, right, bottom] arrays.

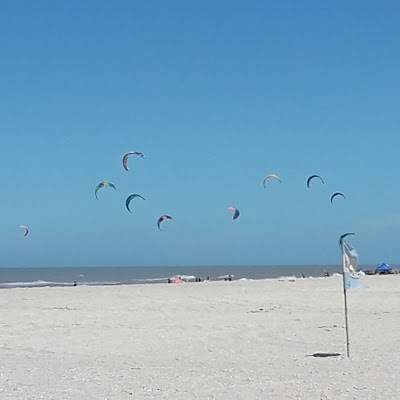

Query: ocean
[[0, 264, 362, 288]]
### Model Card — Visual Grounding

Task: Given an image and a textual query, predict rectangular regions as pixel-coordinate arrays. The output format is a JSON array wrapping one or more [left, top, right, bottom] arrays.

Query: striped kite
[[157, 215, 173, 230], [306, 174, 325, 188], [339, 232, 355, 250], [263, 174, 281, 188], [228, 206, 240, 220], [125, 194, 145, 214], [330, 192, 345, 204], [20, 225, 29, 237], [122, 151, 145, 171], [95, 181, 117, 199]]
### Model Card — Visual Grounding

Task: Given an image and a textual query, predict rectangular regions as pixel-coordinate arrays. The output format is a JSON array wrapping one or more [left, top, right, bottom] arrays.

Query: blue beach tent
[[375, 263, 392, 273]]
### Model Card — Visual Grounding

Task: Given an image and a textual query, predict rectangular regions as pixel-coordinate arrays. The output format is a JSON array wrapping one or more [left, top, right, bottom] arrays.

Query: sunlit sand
[[0, 275, 399, 399]]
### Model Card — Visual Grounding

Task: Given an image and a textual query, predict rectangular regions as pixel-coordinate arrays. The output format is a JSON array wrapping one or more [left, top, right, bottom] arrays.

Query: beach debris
[[228, 206, 240, 220], [306, 174, 325, 188], [95, 181, 117, 199], [330, 191, 345, 204], [42, 305, 76, 310], [122, 151, 145, 171], [263, 173, 281, 188], [278, 276, 296, 282], [19, 225, 29, 237], [248, 308, 264, 313], [317, 324, 340, 329], [125, 194, 145, 214], [157, 214, 173, 230], [247, 306, 276, 313]]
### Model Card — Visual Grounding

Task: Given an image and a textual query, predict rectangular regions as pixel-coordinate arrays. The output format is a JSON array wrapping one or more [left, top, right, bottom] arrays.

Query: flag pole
[[341, 251, 350, 358]]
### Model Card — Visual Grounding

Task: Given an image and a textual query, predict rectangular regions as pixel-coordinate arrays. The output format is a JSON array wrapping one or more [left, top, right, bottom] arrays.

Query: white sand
[[1, 275, 399, 399]]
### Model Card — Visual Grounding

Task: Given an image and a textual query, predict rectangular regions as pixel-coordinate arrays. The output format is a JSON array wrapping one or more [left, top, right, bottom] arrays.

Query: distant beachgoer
[[167, 278, 171, 284], [301, 274, 305, 278], [206, 276, 210, 281], [73, 280, 77, 287], [228, 275, 232, 281]]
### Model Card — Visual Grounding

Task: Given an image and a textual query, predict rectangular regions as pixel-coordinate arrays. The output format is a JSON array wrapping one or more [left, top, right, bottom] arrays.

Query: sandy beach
[[1, 275, 399, 399]]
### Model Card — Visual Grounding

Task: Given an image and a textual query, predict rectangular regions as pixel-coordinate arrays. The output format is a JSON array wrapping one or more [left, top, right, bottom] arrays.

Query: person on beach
[[73, 280, 77, 286]]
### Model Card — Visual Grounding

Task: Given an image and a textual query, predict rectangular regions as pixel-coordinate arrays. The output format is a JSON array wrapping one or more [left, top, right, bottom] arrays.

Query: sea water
[[0, 265, 358, 288]]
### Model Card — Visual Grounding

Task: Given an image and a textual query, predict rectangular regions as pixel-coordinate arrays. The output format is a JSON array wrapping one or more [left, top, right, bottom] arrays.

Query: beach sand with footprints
[[0, 275, 399, 399]]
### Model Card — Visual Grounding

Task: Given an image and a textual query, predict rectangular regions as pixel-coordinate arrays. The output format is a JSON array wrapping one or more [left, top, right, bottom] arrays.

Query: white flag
[[342, 240, 366, 290], [342, 241, 358, 274]]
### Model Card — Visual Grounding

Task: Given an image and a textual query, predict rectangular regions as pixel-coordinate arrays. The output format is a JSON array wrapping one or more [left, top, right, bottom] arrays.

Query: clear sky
[[1, 1, 399, 267]]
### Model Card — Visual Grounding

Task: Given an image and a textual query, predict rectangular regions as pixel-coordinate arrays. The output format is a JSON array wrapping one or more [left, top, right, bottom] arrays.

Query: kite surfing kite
[[157, 215, 173, 230], [122, 151, 145, 171], [20, 225, 29, 237], [330, 192, 345, 204], [339, 232, 355, 250], [306, 174, 325, 188], [125, 194, 145, 214], [95, 181, 117, 199], [263, 174, 281, 188], [228, 206, 240, 220]]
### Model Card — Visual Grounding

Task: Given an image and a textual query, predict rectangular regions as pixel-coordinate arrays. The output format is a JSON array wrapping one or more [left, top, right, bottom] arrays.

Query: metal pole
[[342, 253, 350, 358]]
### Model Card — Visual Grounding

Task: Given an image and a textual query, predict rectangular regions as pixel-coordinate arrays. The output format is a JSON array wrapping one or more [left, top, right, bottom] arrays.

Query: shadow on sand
[[306, 352, 342, 358]]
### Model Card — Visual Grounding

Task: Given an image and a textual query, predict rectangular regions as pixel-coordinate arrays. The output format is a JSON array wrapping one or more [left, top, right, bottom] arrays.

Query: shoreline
[[1, 268, 399, 290], [0, 273, 336, 290]]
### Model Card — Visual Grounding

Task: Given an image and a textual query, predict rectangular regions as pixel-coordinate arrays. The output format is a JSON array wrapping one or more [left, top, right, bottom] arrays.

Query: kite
[[339, 233, 355, 250], [20, 225, 29, 237], [228, 206, 240, 220], [157, 215, 173, 230], [125, 194, 145, 214], [306, 175, 325, 188], [95, 181, 117, 199], [122, 151, 145, 171], [330, 192, 345, 204], [263, 174, 281, 188]]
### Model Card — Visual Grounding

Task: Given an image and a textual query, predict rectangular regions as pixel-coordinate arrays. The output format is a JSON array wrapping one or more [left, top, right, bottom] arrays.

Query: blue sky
[[1, 1, 399, 267]]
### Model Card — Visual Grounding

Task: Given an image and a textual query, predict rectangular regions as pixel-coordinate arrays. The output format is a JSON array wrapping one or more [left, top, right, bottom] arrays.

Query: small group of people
[[195, 276, 211, 282], [167, 276, 210, 284], [167, 277, 182, 284]]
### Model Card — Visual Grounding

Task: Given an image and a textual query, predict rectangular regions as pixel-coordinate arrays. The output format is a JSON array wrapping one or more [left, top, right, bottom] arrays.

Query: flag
[[342, 240, 367, 290], [342, 240, 358, 273]]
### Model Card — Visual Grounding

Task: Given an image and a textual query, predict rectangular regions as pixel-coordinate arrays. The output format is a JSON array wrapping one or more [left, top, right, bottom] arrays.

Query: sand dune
[[0, 275, 399, 399]]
